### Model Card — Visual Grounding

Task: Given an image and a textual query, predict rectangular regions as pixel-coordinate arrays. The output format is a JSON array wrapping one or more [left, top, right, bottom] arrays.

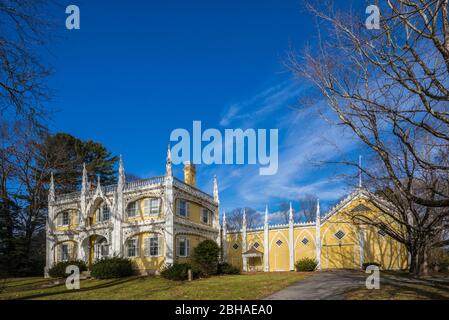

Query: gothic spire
[[49, 172, 55, 202], [213, 175, 219, 204], [316, 199, 321, 222], [166, 144, 172, 177], [96, 175, 101, 192], [265, 205, 269, 224], [358, 155, 363, 188], [117, 154, 125, 191], [289, 201, 294, 222], [81, 163, 88, 194]]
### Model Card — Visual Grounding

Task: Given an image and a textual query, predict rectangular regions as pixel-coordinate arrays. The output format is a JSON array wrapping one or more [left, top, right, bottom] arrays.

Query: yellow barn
[[224, 189, 409, 272]]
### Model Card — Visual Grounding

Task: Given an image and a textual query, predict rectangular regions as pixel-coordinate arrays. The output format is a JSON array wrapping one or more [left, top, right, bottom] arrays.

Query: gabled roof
[[322, 187, 394, 222], [242, 247, 263, 257]]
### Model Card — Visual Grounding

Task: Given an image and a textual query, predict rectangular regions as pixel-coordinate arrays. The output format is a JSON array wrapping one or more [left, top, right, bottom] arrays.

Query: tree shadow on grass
[[12, 276, 189, 300], [12, 277, 141, 300]]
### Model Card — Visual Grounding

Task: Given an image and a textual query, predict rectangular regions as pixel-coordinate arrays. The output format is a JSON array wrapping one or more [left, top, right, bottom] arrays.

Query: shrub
[[362, 262, 381, 270], [217, 263, 240, 275], [90, 257, 135, 279], [192, 240, 220, 276], [295, 258, 318, 272], [161, 263, 202, 281], [48, 260, 87, 278]]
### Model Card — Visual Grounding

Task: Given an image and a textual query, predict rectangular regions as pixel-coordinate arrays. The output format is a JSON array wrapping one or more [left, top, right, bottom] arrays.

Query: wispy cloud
[[219, 82, 303, 128], [200, 81, 361, 213]]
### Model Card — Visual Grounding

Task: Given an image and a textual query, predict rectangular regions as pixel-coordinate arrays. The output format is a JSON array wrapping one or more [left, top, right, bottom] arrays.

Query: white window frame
[[150, 199, 160, 215], [102, 204, 110, 221], [177, 237, 190, 257], [145, 236, 162, 257], [144, 198, 160, 216], [127, 238, 139, 257], [177, 199, 189, 218], [127, 201, 137, 218], [61, 244, 69, 261], [201, 208, 210, 224], [61, 212, 70, 226]]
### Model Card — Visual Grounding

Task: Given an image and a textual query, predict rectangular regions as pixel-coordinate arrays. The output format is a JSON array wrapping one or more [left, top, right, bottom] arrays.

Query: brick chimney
[[183, 161, 196, 187]]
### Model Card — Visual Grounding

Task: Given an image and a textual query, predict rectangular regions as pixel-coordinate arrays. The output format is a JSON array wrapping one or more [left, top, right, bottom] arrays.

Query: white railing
[[125, 176, 165, 190], [173, 177, 214, 201]]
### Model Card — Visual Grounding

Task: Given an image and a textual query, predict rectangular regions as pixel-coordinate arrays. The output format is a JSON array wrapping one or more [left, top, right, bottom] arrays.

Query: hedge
[[295, 258, 318, 272], [48, 260, 87, 278], [90, 257, 135, 279]]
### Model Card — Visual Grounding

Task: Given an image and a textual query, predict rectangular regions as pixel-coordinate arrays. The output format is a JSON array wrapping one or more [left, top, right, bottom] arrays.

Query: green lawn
[[345, 272, 449, 300], [0, 272, 309, 300]]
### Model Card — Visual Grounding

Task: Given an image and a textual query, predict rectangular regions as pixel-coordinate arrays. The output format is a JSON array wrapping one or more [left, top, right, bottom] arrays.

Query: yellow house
[[46, 147, 408, 276], [45, 147, 220, 276]]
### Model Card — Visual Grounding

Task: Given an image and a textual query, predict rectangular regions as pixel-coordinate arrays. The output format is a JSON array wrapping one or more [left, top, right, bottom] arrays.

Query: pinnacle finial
[[265, 205, 269, 224], [81, 163, 88, 194], [242, 208, 247, 229], [289, 201, 294, 222], [49, 172, 55, 202], [166, 144, 173, 176], [359, 155, 363, 188], [213, 175, 219, 204], [222, 210, 226, 228], [118, 154, 125, 191], [316, 199, 321, 221]]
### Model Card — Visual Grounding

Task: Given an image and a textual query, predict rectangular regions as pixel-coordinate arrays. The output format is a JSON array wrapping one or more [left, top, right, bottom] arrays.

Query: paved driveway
[[265, 269, 367, 300]]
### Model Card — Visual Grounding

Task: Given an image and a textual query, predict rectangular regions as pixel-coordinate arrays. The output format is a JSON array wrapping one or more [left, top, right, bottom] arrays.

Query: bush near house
[[90, 257, 135, 279], [295, 258, 318, 272], [362, 262, 381, 270], [160, 263, 202, 281], [48, 260, 87, 278], [217, 263, 240, 275], [192, 240, 220, 276]]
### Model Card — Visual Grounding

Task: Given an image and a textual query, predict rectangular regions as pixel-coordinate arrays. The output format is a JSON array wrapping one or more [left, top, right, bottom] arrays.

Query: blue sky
[[44, 0, 364, 218]]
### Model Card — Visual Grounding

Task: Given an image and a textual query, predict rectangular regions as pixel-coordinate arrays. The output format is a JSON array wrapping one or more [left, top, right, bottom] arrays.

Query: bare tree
[[226, 207, 261, 230], [278, 202, 290, 224], [0, 0, 53, 124], [287, 0, 449, 275], [298, 194, 318, 222]]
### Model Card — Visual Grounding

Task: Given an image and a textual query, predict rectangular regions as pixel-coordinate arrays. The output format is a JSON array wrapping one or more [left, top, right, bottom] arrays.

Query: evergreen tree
[[37, 133, 118, 193]]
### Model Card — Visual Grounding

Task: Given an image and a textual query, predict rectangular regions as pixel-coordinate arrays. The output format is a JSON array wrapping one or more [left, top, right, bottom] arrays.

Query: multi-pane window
[[127, 238, 138, 257], [276, 239, 283, 247], [253, 242, 260, 249], [302, 238, 309, 245], [144, 199, 160, 215], [61, 244, 69, 261], [201, 209, 209, 224], [62, 212, 70, 226], [145, 236, 161, 257], [177, 238, 190, 257], [127, 201, 137, 218], [102, 204, 110, 221], [95, 239, 109, 259], [178, 200, 188, 217], [233, 243, 239, 250], [335, 230, 346, 240]]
